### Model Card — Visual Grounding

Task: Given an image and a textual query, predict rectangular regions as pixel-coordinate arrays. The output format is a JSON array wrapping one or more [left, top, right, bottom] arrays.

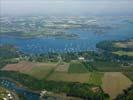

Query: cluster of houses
[[2, 92, 14, 100]]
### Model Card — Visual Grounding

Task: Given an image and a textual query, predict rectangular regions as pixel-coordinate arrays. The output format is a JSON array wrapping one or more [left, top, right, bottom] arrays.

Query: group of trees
[[27, 51, 100, 63], [0, 44, 20, 69], [0, 44, 19, 58], [2, 41, 130, 65], [96, 40, 133, 62]]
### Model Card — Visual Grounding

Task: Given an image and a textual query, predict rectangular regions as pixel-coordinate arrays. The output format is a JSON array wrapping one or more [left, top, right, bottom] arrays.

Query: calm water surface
[[0, 79, 40, 100], [0, 17, 133, 54]]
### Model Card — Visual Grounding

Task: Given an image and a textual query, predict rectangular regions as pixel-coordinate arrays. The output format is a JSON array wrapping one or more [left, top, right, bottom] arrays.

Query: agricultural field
[[114, 41, 133, 48], [55, 62, 69, 72], [25, 64, 57, 79], [90, 61, 122, 71], [113, 51, 133, 56], [1, 60, 133, 99], [90, 61, 133, 72], [102, 72, 132, 99], [1, 61, 58, 79], [1, 61, 103, 84], [112, 40, 133, 57], [47, 72, 91, 83], [26, 62, 58, 79], [47, 72, 104, 85], [88, 72, 104, 86], [1, 61, 35, 72], [68, 61, 88, 73]]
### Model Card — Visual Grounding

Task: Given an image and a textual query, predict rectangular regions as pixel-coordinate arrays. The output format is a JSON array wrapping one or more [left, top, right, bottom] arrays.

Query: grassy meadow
[[0, 87, 8, 99], [113, 51, 133, 56], [68, 61, 88, 73]]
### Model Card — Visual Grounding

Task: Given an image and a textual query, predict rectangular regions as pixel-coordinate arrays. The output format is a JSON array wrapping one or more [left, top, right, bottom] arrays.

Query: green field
[[68, 61, 88, 73], [0, 87, 8, 99], [22, 61, 103, 84], [88, 72, 104, 86], [114, 41, 133, 48], [47, 72, 91, 83], [23, 62, 58, 79], [26, 67, 54, 79], [47, 72, 104, 85], [89, 61, 123, 71], [113, 40, 133, 57], [113, 51, 133, 56]]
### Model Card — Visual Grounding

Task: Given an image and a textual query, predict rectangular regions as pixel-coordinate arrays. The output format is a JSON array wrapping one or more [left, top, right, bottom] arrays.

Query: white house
[[78, 57, 85, 61]]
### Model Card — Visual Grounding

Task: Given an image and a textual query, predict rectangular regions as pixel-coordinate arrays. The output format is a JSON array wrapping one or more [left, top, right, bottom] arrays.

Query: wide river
[[0, 17, 133, 54]]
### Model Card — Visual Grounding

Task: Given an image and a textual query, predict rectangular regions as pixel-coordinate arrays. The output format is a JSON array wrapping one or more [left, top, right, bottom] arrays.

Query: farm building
[[78, 57, 85, 61]]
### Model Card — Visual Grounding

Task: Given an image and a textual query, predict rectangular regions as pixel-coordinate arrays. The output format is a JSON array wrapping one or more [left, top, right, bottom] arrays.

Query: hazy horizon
[[1, 0, 133, 16]]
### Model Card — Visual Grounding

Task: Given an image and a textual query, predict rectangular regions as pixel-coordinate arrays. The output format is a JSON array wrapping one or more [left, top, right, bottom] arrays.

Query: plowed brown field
[[102, 72, 132, 99]]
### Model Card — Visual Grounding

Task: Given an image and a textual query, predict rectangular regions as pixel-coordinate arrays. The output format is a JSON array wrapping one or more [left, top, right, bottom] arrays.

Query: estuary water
[[0, 17, 133, 54]]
